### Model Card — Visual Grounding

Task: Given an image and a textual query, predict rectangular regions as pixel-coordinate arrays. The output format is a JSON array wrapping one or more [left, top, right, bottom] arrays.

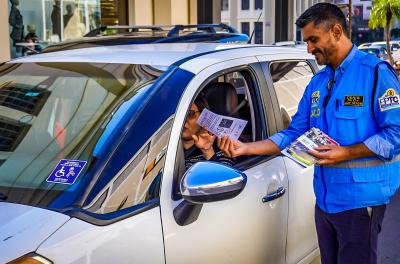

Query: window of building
[[241, 0, 249, 10], [241, 22, 250, 37], [221, 0, 229, 11], [254, 22, 263, 44], [7, 0, 101, 58], [269, 61, 314, 129], [255, 0, 263, 10]]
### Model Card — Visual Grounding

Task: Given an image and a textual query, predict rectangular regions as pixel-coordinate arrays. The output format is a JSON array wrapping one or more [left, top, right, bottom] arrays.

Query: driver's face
[[181, 103, 202, 141]]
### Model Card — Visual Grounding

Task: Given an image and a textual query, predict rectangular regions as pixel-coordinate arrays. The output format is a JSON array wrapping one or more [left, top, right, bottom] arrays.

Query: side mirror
[[180, 162, 247, 204]]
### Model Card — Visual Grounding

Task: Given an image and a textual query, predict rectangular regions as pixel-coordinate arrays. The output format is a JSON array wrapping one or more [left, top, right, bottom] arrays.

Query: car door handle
[[262, 186, 285, 203]]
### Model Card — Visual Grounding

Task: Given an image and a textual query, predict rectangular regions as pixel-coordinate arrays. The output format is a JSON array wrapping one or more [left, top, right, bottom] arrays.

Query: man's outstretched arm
[[217, 137, 281, 158]]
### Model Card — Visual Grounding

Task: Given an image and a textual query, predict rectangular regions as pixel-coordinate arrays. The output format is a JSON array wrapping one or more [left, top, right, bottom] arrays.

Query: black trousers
[[315, 204, 386, 264]]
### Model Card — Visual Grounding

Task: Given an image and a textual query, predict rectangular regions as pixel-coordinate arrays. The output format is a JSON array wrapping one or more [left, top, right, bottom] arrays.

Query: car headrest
[[201, 82, 238, 116]]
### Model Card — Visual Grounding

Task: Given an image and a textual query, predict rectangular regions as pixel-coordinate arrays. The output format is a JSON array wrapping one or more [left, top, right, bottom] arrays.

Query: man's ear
[[331, 24, 343, 41]]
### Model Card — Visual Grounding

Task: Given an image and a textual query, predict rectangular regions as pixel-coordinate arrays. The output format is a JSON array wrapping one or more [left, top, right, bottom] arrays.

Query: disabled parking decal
[[47, 159, 87, 185]]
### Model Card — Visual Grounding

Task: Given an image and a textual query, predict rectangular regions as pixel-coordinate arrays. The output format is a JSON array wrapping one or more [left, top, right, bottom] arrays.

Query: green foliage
[[369, 0, 400, 29]]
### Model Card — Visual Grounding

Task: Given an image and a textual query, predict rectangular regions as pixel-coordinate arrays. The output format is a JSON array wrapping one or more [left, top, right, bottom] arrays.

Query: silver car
[[0, 43, 320, 264]]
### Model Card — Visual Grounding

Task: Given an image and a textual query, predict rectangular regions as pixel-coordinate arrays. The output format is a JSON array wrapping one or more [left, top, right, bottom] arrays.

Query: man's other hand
[[308, 145, 350, 165]]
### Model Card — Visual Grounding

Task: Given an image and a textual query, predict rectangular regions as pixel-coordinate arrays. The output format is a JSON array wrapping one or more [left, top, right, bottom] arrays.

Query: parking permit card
[[47, 159, 87, 185], [197, 108, 247, 140]]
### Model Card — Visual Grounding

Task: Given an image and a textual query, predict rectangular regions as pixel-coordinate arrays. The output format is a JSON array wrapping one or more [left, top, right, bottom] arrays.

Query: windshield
[[0, 62, 165, 208]]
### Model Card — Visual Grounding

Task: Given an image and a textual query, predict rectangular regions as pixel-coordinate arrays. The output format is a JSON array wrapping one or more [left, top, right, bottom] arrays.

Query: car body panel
[[159, 59, 288, 263], [36, 207, 164, 264], [256, 56, 319, 263], [283, 159, 318, 264], [0, 202, 70, 263], [162, 158, 289, 264]]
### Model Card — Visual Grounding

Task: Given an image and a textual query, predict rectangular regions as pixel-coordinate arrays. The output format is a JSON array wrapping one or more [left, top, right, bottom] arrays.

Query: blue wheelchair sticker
[[47, 159, 87, 185]]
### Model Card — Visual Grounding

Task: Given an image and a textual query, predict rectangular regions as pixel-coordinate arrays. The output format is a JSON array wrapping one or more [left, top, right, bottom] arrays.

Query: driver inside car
[[182, 93, 236, 170]]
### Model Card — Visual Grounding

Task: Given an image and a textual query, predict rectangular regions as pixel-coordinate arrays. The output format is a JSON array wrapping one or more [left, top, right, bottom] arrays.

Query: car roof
[[10, 43, 313, 74], [42, 24, 250, 53]]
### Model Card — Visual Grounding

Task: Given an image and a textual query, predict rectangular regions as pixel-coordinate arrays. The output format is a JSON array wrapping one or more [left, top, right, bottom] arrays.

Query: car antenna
[[248, 11, 262, 44]]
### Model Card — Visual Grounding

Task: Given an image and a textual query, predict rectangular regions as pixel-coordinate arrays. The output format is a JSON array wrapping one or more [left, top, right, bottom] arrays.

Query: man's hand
[[308, 143, 376, 165], [308, 145, 350, 165], [217, 136, 247, 158]]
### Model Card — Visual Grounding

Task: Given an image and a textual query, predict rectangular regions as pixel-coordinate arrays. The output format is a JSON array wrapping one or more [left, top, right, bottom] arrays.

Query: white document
[[197, 108, 247, 140]]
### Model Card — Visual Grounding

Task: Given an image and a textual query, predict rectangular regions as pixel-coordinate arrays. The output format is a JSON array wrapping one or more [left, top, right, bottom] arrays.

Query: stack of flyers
[[197, 108, 247, 140], [281, 127, 339, 167]]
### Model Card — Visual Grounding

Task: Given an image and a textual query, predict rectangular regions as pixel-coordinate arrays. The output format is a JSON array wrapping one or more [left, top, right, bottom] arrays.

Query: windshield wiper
[[0, 193, 7, 201]]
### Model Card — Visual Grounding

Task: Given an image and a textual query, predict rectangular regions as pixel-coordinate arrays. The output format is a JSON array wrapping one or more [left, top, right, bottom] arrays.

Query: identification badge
[[311, 91, 320, 108], [344, 95, 364, 106], [379, 88, 400, 112], [47, 159, 87, 185]]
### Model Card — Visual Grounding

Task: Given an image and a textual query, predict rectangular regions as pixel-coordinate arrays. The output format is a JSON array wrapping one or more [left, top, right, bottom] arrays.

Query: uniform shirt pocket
[[334, 105, 364, 119], [333, 105, 365, 144]]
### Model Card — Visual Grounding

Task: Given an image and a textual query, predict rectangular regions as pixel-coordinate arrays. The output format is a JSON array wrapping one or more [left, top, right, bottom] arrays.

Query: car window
[[173, 67, 265, 199], [269, 61, 314, 129], [0, 62, 193, 216], [84, 118, 173, 214]]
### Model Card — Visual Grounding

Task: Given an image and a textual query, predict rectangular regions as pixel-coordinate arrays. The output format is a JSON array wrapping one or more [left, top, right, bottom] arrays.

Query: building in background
[[330, 0, 384, 45], [1, 0, 398, 62], [221, 0, 325, 44], [222, 0, 398, 45], [1, 0, 219, 61]]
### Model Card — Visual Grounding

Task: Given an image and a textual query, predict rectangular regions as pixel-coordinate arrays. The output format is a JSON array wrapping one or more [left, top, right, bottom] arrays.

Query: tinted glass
[[221, 0, 229, 10], [241, 0, 249, 10], [254, 22, 263, 44], [0, 62, 168, 211], [255, 0, 263, 10], [241, 22, 250, 37], [270, 61, 314, 128]]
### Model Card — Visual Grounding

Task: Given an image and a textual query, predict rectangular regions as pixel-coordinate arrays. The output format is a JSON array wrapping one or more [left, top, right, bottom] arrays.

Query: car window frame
[[172, 62, 273, 200], [261, 59, 318, 132]]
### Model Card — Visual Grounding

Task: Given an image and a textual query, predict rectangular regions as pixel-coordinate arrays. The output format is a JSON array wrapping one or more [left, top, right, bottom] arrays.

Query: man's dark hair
[[295, 3, 349, 37]]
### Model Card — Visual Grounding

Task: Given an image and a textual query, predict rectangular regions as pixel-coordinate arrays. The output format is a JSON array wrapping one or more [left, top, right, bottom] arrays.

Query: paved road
[[378, 189, 400, 264]]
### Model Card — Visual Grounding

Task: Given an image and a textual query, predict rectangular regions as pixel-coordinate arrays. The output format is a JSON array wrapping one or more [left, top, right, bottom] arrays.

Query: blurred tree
[[369, 0, 400, 65]]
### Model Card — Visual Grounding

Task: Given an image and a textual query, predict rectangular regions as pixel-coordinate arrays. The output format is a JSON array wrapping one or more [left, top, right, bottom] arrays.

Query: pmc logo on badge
[[379, 88, 400, 112]]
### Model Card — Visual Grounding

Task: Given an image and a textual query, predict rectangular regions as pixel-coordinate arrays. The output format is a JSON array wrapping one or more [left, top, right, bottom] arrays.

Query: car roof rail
[[84, 25, 168, 37], [85, 23, 239, 38], [167, 23, 237, 37]]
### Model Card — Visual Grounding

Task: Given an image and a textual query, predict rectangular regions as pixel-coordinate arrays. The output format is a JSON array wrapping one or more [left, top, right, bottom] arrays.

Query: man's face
[[302, 22, 337, 66], [181, 103, 202, 141]]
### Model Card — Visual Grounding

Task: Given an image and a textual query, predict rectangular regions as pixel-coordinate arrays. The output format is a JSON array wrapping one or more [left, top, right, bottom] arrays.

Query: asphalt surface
[[378, 189, 400, 264]]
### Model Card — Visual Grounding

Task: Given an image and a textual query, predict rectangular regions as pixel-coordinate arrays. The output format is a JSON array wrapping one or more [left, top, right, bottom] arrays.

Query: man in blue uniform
[[218, 3, 400, 264]]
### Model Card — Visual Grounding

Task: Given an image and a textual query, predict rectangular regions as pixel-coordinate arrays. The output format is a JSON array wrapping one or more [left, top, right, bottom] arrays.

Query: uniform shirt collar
[[326, 44, 357, 76]]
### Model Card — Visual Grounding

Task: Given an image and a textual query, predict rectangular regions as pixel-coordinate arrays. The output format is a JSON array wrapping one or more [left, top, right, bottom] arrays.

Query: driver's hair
[[194, 93, 209, 112]]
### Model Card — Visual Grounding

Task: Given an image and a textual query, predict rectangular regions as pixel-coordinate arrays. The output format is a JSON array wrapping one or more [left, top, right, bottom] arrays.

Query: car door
[[30, 64, 196, 263], [159, 58, 289, 264], [259, 58, 320, 264]]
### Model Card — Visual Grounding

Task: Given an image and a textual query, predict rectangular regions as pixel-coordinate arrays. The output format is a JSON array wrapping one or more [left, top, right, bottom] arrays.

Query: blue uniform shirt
[[270, 45, 400, 213]]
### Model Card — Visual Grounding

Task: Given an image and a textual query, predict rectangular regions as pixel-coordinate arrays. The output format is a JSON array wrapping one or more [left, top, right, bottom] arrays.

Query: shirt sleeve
[[363, 63, 400, 161], [269, 82, 312, 150], [210, 150, 236, 167]]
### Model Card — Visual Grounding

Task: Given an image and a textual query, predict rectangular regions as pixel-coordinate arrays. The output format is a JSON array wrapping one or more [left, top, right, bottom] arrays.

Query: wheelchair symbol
[[55, 166, 66, 177]]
